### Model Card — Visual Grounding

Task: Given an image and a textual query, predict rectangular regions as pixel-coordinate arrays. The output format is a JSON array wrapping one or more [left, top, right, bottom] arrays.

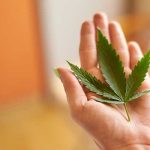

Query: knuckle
[[70, 106, 82, 121], [124, 67, 131, 78], [81, 21, 92, 29]]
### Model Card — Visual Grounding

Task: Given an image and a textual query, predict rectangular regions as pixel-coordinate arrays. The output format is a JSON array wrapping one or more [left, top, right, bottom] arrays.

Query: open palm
[[58, 13, 150, 150]]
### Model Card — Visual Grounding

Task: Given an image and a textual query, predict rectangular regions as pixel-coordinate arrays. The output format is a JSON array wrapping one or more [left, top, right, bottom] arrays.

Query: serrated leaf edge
[[129, 89, 150, 101], [97, 29, 126, 101], [67, 61, 121, 101], [92, 96, 124, 104], [125, 50, 150, 101]]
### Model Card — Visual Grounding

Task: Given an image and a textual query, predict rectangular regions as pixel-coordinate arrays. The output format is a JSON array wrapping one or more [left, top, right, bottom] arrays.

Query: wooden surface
[[0, 99, 99, 150]]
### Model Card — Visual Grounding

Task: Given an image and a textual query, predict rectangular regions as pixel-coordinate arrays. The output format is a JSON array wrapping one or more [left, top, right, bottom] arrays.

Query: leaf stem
[[123, 103, 131, 122]]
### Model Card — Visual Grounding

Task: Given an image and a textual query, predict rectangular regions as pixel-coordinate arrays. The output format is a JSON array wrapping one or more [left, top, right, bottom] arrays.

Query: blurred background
[[0, 0, 150, 149]]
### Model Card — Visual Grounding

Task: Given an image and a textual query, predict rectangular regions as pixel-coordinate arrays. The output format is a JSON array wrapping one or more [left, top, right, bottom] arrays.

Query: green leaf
[[129, 90, 150, 101], [97, 29, 126, 100], [53, 68, 60, 78], [66, 29, 150, 122], [67, 61, 121, 100], [125, 51, 150, 101], [92, 97, 124, 104]]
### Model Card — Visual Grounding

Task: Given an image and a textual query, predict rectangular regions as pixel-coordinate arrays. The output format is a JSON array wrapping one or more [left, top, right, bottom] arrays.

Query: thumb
[[57, 68, 87, 110]]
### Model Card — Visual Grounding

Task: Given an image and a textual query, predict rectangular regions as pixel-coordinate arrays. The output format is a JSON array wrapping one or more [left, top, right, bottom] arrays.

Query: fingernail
[[81, 21, 94, 34], [96, 26, 100, 29], [53, 68, 61, 78]]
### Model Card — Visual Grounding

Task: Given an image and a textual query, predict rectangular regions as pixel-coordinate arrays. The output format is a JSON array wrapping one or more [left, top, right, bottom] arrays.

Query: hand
[[58, 13, 150, 150]]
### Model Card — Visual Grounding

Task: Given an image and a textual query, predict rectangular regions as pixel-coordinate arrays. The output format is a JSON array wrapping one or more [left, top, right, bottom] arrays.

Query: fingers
[[109, 22, 130, 68], [79, 21, 97, 70], [57, 68, 87, 111], [128, 42, 150, 109], [80, 13, 131, 81], [128, 41, 150, 88], [128, 42, 143, 69], [93, 12, 109, 41]]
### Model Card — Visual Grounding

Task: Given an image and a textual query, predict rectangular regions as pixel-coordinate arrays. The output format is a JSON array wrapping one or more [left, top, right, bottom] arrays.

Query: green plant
[[67, 29, 150, 121]]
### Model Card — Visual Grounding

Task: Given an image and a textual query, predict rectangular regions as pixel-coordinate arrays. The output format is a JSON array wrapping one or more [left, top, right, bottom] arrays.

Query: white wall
[[39, 0, 126, 68], [38, 0, 126, 100]]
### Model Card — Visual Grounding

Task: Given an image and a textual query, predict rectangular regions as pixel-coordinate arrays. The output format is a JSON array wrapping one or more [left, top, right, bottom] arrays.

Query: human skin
[[58, 13, 150, 150]]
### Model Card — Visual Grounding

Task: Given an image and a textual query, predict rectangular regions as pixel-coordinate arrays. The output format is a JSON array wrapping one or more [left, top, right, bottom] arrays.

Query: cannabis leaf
[[67, 61, 120, 100], [129, 90, 150, 101], [92, 97, 124, 104], [97, 30, 126, 100], [125, 51, 150, 101], [67, 29, 150, 121]]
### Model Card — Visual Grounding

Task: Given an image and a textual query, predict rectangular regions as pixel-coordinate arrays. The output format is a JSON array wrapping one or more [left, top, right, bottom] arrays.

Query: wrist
[[111, 144, 150, 150], [96, 144, 150, 150]]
